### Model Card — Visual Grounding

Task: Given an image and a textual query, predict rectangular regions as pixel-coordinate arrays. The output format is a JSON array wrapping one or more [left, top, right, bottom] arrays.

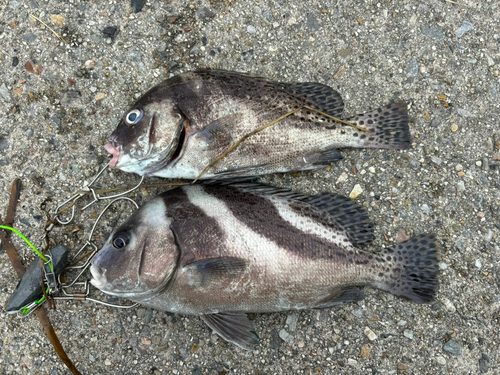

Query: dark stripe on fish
[[161, 188, 227, 266], [202, 185, 350, 260]]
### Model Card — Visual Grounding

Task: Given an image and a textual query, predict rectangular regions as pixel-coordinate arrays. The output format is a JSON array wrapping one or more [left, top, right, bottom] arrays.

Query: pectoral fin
[[201, 312, 260, 350], [183, 257, 248, 288], [197, 113, 246, 149]]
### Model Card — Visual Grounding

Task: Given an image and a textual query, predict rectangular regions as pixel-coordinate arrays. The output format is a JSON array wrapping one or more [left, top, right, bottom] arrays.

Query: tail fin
[[348, 102, 410, 150], [379, 234, 439, 303]]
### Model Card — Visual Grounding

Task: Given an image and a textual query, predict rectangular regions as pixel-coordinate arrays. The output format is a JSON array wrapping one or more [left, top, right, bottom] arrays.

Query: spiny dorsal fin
[[223, 184, 374, 247], [289, 82, 344, 118]]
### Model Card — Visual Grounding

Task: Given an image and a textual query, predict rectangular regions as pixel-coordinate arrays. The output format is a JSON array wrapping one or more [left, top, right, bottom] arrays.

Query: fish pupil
[[128, 113, 137, 122], [113, 234, 130, 249]]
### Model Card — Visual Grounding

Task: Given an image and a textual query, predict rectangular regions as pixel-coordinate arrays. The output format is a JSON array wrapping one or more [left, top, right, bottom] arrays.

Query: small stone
[[421, 204, 430, 213], [430, 156, 442, 165], [456, 181, 465, 193], [0, 83, 11, 102], [421, 27, 444, 40], [457, 108, 475, 117], [436, 356, 446, 365], [492, 83, 498, 102], [442, 298, 456, 313], [279, 329, 292, 342], [12, 56, 19, 67], [141, 337, 151, 345], [102, 26, 118, 37], [95, 93, 106, 101], [247, 25, 256, 34], [286, 313, 298, 332], [403, 330, 414, 340], [22, 33, 37, 43], [104, 359, 112, 366], [50, 14, 64, 27], [475, 259, 482, 269], [455, 164, 463, 171], [131, 0, 146, 13], [70, 316, 81, 326], [476, 212, 485, 219], [306, 13, 320, 32], [297, 340, 305, 348], [196, 6, 215, 19], [407, 58, 418, 76], [455, 21, 474, 38], [443, 339, 462, 356], [451, 124, 458, 132], [336, 172, 348, 183], [349, 184, 363, 199], [397, 364, 408, 371], [364, 327, 377, 341], [359, 344, 371, 358]]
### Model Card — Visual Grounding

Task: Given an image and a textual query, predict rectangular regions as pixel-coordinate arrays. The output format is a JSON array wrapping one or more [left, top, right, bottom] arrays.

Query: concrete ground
[[0, 0, 499, 374]]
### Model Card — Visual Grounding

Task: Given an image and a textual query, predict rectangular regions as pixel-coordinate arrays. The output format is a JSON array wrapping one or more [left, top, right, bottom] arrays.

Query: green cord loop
[[0, 225, 53, 272]]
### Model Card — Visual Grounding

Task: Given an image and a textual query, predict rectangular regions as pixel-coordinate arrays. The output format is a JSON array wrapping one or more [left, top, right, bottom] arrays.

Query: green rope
[[0, 225, 53, 271]]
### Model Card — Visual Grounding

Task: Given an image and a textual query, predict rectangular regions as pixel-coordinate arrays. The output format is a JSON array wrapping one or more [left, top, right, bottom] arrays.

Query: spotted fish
[[104, 70, 410, 179], [90, 183, 438, 349]]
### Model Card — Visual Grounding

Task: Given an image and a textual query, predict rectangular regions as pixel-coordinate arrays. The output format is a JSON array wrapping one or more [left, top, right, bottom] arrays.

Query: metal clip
[[53, 163, 144, 225]]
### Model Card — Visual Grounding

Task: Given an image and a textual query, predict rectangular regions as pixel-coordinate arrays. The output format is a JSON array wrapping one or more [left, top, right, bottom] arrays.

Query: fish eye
[[112, 232, 130, 249], [125, 109, 143, 126]]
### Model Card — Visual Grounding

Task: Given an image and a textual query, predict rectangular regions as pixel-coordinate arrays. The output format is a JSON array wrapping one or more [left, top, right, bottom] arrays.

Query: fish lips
[[104, 119, 187, 174]]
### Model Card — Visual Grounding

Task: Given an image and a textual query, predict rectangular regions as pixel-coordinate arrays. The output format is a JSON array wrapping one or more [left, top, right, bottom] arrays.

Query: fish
[[90, 183, 439, 349], [104, 70, 410, 179]]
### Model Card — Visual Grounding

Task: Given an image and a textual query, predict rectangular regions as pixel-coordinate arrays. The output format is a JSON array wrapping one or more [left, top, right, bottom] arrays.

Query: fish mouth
[[90, 264, 107, 289], [104, 142, 121, 168]]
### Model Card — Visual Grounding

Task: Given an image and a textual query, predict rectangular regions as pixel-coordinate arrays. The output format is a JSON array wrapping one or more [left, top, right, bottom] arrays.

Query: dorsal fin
[[298, 193, 374, 247], [289, 82, 344, 118], [222, 183, 375, 247]]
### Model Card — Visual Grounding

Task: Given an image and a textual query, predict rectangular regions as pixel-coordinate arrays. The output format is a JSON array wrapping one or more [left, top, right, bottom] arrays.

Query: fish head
[[90, 197, 179, 298], [105, 96, 187, 175]]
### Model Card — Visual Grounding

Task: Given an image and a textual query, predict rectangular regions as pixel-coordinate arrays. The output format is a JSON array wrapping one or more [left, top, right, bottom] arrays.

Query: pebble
[[95, 93, 106, 101], [397, 230, 410, 243], [421, 204, 430, 214], [286, 313, 298, 332], [349, 184, 363, 199], [196, 7, 215, 19], [455, 21, 474, 38], [475, 259, 482, 269], [104, 359, 112, 366], [436, 356, 446, 365], [456, 181, 465, 193], [22, 33, 37, 43], [58, 173, 67, 181], [451, 124, 458, 132], [407, 58, 418, 76], [403, 330, 414, 340], [306, 13, 320, 31], [102, 26, 118, 37], [70, 316, 81, 326], [492, 83, 498, 101], [443, 338, 462, 356], [457, 108, 475, 117], [0, 83, 11, 103], [455, 164, 463, 171], [442, 298, 456, 313], [336, 172, 348, 183], [359, 344, 371, 358], [297, 340, 305, 348], [0, 137, 10, 150], [12, 56, 19, 67], [364, 327, 377, 341], [430, 156, 442, 165], [421, 27, 444, 40], [246, 25, 256, 34], [279, 329, 292, 342], [352, 308, 363, 318], [131, 0, 146, 13]]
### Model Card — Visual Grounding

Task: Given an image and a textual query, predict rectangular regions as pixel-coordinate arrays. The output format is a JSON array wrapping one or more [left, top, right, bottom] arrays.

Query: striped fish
[[90, 184, 438, 349], [104, 70, 410, 179]]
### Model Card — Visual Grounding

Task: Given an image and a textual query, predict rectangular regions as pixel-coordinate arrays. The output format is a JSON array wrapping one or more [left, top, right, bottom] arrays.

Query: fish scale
[[105, 69, 410, 179], [90, 183, 438, 350]]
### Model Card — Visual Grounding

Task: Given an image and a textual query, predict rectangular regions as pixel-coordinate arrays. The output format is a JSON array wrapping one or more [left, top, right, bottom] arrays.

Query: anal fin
[[201, 312, 260, 350], [314, 286, 365, 309]]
